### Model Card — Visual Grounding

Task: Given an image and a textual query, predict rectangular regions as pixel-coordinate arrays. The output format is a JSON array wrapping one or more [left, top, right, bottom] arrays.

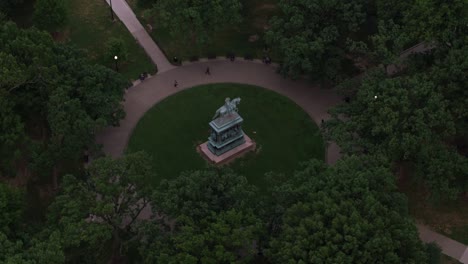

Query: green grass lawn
[[65, 0, 155, 80], [127, 83, 325, 189], [128, 0, 281, 62]]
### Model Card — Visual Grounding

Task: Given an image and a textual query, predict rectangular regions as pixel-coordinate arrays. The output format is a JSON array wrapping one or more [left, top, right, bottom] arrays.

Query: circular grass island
[[127, 83, 325, 189]]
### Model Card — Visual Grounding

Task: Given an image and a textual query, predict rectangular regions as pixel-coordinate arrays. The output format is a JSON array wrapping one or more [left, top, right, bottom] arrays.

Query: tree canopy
[[46, 151, 154, 262], [0, 22, 127, 185], [141, 170, 262, 263], [150, 0, 243, 44], [0, 183, 66, 263], [152, 170, 257, 220], [325, 67, 467, 200], [325, 0, 468, 201], [266, 0, 366, 81], [265, 157, 428, 263], [33, 0, 67, 33]]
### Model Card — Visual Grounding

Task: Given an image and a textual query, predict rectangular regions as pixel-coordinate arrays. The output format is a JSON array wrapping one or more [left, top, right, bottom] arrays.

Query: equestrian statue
[[212, 97, 241, 119]]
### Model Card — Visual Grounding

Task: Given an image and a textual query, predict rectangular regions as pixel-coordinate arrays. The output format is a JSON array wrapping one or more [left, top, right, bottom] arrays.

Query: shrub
[[105, 37, 129, 64]]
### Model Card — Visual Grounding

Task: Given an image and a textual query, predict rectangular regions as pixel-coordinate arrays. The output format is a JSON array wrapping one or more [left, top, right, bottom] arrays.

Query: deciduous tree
[[265, 156, 428, 263], [105, 37, 129, 67], [266, 0, 366, 81], [142, 209, 261, 264], [325, 69, 454, 160], [150, 0, 242, 44], [46, 151, 154, 261], [33, 0, 67, 33], [0, 22, 127, 185], [141, 170, 262, 263]]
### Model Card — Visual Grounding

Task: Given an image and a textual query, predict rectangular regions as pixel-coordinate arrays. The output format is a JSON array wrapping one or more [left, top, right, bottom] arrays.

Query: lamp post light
[[109, 0, 114, 21], [114, 55, 119, 72]]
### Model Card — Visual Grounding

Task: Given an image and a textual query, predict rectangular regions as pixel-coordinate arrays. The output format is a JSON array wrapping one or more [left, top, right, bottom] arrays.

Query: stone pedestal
[[198, 111, 255, 165], [198, 135, 255, 165], [207, 112, 245, 155]]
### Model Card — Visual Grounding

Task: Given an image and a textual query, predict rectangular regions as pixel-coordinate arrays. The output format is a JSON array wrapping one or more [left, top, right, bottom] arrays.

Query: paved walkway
[[418, 225, 468, 263], [105, 0, 175, 73], [101, 1, 465, 262]]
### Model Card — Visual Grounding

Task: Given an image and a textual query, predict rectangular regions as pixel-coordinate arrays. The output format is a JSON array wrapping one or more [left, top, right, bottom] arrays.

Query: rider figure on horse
[[212, 97, 241, 119]]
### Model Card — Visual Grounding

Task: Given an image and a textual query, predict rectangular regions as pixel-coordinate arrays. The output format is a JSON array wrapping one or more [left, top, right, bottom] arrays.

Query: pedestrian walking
[[174, 80, 178, 88], [205, 67, 210, 75]]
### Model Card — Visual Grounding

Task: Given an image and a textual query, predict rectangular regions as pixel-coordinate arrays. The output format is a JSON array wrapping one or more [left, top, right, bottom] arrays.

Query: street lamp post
[[109, 0, 114, 21], [114, 55, 119, 72]]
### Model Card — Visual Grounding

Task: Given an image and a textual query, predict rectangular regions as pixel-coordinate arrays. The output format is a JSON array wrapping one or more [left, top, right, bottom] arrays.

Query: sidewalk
[[418, 225, 468, 263], [104, 0, 175, 73]]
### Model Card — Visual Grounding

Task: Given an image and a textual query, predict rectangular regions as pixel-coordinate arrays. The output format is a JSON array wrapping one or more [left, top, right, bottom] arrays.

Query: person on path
[[205, 67, 210, 75], [174, 80, 178, 88]]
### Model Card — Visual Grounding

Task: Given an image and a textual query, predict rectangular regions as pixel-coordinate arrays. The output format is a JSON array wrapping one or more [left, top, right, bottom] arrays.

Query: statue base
[[198, 134, 256, 166]]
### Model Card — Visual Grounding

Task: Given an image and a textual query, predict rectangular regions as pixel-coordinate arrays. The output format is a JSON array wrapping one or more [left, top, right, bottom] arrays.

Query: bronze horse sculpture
[[212, 97, 241, 120]]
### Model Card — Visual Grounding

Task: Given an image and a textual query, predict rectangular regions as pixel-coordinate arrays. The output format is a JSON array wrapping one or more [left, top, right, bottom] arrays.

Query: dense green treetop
[[370, 0, 467, 66], [33, 0, 67, 33], [266, 0, 366, 81], [427, 37, 468, 134], [415, 143, 468, 201], [46, 151, 154, 261], [142, 170, 262, 263], [150, 0, 243, 44], [324, 66, 468, 200], [265, 157, 428, 263], [152, 169, 257, 221], [0, 22, 127, 181], [0, 183, 23, 236], [105, 37, 129, 66], [0, 90, 24, 175], [325, 10, 468, 200], [326, 69, 454, 160], [141, 209, 262, 264], [401, 0, 467, 45], [0, 183, 65, 263]]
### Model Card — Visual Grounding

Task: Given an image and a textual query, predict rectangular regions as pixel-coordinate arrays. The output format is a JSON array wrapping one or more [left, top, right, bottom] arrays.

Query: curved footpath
[[100, 0, 468, 262], [95, 59, 342, 164], [95, 61, 468, 263]]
